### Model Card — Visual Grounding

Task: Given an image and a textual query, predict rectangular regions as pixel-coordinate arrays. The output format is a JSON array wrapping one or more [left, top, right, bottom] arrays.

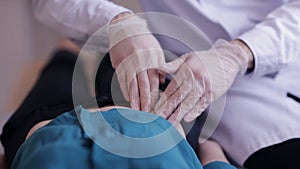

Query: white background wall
[[0, 0, 141, 154]]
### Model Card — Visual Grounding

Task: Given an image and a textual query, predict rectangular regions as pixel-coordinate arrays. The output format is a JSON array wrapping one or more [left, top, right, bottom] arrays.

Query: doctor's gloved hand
[[154, 40, 252, 123], [108, 13, 166, 112]]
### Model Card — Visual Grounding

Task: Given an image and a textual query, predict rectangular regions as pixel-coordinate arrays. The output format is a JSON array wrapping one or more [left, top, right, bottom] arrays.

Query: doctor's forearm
[[110, 12, 134, 24], [31, 0, 131, 43]]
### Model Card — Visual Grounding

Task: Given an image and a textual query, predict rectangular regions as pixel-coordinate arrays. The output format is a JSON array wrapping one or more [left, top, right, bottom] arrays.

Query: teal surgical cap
[[11, 107, 202, 169]]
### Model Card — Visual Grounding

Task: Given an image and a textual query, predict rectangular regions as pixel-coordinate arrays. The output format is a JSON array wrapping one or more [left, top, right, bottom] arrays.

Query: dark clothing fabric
[[244, 138, 300, 169], [0, 50, 93, 167]]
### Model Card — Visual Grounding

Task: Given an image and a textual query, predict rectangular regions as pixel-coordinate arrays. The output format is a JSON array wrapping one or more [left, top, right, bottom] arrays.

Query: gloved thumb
[[159, 54, 189, 74]]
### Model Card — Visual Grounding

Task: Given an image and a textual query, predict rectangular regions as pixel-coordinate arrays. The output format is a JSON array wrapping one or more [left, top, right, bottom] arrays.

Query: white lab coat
[[32, 0, 300, 166]]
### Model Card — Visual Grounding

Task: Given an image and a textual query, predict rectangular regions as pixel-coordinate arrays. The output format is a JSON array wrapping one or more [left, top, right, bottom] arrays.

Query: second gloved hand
[[154, 40, 250, 123], [108, 14, 166, 111]]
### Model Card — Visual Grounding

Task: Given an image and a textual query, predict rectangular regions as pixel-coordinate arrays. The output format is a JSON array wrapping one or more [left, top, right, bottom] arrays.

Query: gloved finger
[[183, 105, 202, 123], [129, 76, 140, 110], [183, 72, 211, 122], [166, 103, 184, 124], [154, 64, 192, 117], [160, 68, 199, 117], [197, 91, 212, 115], [157, 86, 186, 119], [116, 72, 130, 101], [153, 74, 182, 117], [148, 69, 160, 110], [168, 88, 201, 124], [159, 54, 189, 74], [137, 70, 151, 112], [183, 97, 208, 122], [154, 76, 193, 118]]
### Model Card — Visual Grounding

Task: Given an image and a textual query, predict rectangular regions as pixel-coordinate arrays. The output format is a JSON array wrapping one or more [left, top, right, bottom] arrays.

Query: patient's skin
[[0, 154, 6, 169], [26, 120, 52, 140], [198, 140, 229, 165], [26, 106, 186, 139]]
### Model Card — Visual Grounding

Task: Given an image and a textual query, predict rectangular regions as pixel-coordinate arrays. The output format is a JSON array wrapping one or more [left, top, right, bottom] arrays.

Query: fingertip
[[130, 101, 140, 110], [183, 114, 195, 122], [167, 114, 177, 125], [160, 112, 168, 119], [143, 103, 151, 112], [154, 106, 167, 119], [123, 94, 130, 101], [168, 118, 175, 125]]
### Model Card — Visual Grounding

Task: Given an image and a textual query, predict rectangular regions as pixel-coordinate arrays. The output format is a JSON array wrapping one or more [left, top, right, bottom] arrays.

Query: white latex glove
[[154, 40, 250, 123], [108, 14, 165, 111]]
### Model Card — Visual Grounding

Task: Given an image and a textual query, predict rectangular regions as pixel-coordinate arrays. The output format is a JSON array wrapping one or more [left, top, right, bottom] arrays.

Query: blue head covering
[[11, 107, 202, 169]]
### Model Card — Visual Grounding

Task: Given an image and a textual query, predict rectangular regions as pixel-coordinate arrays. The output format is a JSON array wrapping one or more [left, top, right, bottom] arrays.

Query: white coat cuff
[[239, 28, 280, 77], [88, 5, 133, 37]]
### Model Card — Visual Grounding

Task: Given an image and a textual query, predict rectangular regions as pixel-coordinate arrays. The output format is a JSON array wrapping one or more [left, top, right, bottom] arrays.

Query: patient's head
[[15, 107, 199, 169]]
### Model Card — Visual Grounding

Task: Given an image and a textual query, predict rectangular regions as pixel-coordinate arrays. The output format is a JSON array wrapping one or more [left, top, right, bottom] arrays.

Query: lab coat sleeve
[[238, 0, 300, 77], [31, 0, 132, 43]]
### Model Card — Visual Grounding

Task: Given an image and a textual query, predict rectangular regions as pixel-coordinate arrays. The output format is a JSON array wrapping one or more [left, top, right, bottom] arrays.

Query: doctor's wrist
[[231, 39, 254, 73]]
